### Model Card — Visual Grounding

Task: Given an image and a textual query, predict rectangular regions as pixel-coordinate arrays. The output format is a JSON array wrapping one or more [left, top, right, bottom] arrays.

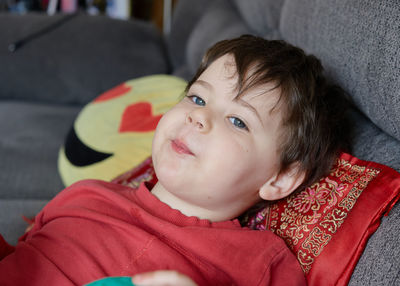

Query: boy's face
[[152, 54, 284, 219]]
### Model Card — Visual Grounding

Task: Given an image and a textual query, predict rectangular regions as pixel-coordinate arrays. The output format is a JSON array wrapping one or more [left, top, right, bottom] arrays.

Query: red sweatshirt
[[0, 180, 306, 285]]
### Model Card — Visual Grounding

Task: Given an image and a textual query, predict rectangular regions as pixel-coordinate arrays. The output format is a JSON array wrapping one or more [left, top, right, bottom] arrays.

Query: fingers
[[131, 270, 197, 286]]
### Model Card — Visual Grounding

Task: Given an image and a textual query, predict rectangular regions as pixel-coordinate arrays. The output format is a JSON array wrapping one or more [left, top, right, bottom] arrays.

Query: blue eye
[[229, 117, 248, 130], [188, 95, 206, 106]]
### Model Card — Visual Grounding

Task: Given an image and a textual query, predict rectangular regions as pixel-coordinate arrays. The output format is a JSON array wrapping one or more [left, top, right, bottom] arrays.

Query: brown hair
[[186, 35, 351, 192]]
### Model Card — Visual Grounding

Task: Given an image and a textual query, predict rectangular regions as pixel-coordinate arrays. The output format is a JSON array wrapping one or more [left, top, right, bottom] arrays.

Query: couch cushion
[[0, 13, 168, 105], [232, 0, 283, 39], [346, 109, 400, 286], [0, 101, 80, 199], [167, 0, 214, 75], [185, 0, 250, 76], [279, 0, 400, 141], [58, 75, 185, 186], [349, 202, 400, 286], [350, 108, 400, 172]]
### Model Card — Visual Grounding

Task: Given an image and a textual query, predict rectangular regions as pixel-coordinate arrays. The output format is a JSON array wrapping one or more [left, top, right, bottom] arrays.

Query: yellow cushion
[[58, 75, 186, 186]]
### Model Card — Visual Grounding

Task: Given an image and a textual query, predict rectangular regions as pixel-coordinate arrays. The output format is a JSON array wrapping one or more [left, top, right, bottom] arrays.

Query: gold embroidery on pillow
[[264, 158, 381, 273], [125, 172, 155, 189], [113, 157, 156, 189], [320, 209, 347, 233]]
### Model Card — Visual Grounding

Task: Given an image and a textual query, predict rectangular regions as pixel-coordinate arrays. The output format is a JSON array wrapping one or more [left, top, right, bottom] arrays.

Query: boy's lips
[[171, 139, 195, 156]]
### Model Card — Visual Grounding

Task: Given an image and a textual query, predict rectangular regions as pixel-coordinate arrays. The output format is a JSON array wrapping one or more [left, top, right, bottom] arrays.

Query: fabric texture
[[246, 152, 400, 286], [58, 75, 185, 186], [85, 276, 134, 286], [0, 101, 80, 200], [166, 0, 214, 73], [0, 13, 168, 105], [279, 0, 400, 141], [113, 152, 400, 286], [346, 109, 400, 286], [0, 180, 306, 286], [232, 0, 283, 39], [350, 108, 400, 172], [112, 157, 157, 188], [185, 0, 250, 76], [0, 99, 78, 245], [0, 235, 15, 261], [349, 202, 400, 285], [0, 200, 48, 246], [277, 2, 400, 283]]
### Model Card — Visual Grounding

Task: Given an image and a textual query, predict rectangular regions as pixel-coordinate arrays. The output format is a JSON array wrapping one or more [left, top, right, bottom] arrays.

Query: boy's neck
[[150, 182, 234, 222]]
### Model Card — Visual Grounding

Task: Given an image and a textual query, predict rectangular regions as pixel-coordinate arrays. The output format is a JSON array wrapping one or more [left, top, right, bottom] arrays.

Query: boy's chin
[[153, 152, 193, 181]]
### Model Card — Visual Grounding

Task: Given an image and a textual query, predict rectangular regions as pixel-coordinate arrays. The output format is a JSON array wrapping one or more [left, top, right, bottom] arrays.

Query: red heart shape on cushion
[[119, 102, 162, 133], [94, 83, 132, 103]]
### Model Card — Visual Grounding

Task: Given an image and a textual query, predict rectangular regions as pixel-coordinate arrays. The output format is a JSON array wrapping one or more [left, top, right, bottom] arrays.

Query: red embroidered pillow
[[112, 152, 400, 286], [112, 156, 157, 188]]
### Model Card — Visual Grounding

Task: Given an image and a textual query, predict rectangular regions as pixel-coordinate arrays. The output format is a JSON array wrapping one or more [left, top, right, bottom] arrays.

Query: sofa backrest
[[232, 0, 283, 39], [166, 0, 214, 75], [279, 0, 400, 142]]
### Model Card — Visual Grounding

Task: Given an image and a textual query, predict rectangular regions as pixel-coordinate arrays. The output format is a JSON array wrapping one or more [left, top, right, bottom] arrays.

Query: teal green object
[[84, 276, 136, 286]]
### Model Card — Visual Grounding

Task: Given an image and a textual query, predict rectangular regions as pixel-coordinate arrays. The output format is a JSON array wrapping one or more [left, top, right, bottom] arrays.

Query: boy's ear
[[259, 163, 305, 201]]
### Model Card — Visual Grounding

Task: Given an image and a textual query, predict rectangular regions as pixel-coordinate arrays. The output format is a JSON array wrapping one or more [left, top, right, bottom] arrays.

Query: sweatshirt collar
[[135, 182, 241, 229]]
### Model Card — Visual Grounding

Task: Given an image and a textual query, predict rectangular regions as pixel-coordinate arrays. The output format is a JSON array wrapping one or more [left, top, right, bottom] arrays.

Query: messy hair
[[186, 35, 351, 192]]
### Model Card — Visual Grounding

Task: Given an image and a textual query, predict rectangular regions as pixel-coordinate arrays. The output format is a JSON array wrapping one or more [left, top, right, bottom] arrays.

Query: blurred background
[[0, 0, 178, 32]]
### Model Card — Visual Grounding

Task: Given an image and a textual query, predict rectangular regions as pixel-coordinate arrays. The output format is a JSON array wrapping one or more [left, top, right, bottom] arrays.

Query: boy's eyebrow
[[235, 98, 263, 126], [193, 80, 214, 92]]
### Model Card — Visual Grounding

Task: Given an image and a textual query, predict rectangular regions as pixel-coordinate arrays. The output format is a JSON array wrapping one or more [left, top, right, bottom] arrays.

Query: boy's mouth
[[171, 139, 195, 156]]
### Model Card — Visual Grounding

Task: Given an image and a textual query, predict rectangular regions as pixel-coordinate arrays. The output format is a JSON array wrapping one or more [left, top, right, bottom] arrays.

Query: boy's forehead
[[221, 54, 237, 77], [197, 54, 283, 115], [242, 85, 283, 118], [199, 54, 237, 82], [195, 55, 238, 94]]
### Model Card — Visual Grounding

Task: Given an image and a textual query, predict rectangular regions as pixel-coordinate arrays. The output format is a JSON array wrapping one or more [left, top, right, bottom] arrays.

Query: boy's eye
[[229, 117, 248, 130], [188, 95, 206, 106]]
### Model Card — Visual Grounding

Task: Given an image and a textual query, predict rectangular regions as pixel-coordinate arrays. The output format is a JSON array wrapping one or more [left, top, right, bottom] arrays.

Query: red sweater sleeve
[[0, 242, 76, 285], [0, 197, 79, 285], [0, 235, 15, 261]]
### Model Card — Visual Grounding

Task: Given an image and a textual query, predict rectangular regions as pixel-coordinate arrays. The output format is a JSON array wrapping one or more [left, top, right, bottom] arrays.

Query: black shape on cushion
[[64, 126, 112, 167]]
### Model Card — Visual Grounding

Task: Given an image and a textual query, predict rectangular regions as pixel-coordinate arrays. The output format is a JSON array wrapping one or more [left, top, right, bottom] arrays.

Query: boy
[[0, 35, 349, 285]]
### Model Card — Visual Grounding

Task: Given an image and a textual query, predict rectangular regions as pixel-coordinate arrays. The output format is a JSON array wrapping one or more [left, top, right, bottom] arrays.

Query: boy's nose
[[186, 109, 211, 133]]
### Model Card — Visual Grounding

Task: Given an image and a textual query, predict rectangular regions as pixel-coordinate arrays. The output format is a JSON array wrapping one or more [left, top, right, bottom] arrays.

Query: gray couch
[[0, 0, 399, 284]]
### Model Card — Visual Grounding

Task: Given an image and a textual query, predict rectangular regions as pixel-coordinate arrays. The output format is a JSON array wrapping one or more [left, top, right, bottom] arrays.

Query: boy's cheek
[[153, 113, 170, 144]]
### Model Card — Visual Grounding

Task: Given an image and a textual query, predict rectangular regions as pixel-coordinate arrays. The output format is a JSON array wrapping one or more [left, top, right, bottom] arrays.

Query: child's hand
[[25, 223, 35, 233], [22, 216, 35, 233], [131, 270, 197, 286]]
